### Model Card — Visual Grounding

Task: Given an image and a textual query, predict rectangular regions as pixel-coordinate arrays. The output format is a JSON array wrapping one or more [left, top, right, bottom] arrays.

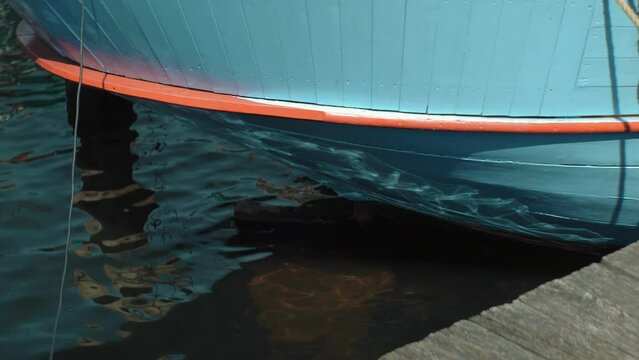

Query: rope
[[616, 0, 639, 28], [48, 1, 85, 359]]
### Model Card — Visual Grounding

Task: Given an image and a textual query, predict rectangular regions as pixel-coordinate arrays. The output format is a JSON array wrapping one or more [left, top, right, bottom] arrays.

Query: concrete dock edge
[[382, 242, 639, 360]]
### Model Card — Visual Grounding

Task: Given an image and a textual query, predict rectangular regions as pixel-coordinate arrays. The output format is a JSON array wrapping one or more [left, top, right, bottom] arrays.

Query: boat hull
[[10, 3, 639, 247], [7, 0, 639, 117], [138, 100, 639, 247]]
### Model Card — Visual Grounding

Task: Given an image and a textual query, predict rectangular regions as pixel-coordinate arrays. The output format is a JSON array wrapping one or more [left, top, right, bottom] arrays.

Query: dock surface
[[382, 242, 639, 359]]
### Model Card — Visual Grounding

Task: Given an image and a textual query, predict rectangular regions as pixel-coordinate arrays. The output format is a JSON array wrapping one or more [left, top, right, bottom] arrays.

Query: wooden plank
[[380, 338, 451, 360], [509, 0, 565, 116], [540, 0, 595, 116], [272, 0, 317, 104], [602, 241, 639, 279], [371, 0, 406, 111], [125, 0, 189, 86], [208, 0, 264, 98], [340, 0, 373, 109], [481, 0, 533, 116], [91, 0, 157, 83], [398, 0, 437, 113], [584, 26, 639, 59], [426, 0, 472, 114], [307, 0, 344, 106], [384, 243, 639, 359], [455, 0, 502, 115], [179, 0, 239, 94], [425, 320, 543, 360], [472, 300, 632, 359], [39, 0, 105, 73], [151, 1, 215, 91], [568, 261, 639, 314], [241, 0, 290, 100], [519, 269, 639, 356], [578, 58, 639, 87]]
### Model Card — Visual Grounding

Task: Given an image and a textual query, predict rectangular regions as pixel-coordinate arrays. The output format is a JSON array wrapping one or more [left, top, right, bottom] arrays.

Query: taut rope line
[[48, 0, 85, 359]]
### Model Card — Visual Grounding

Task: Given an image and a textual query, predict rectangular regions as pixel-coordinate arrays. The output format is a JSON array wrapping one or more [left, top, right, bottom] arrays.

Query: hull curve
[[11, 9, 639, 247], [144, 101, 639, 247]]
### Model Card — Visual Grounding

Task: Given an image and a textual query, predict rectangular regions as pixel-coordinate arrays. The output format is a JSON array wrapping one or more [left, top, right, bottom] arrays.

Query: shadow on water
[[64, 82, 195, 326], [50, 86, 602, 360]]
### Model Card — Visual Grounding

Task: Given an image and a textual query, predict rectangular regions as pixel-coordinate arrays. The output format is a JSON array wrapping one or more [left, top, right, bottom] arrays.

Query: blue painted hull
[[8, 0, 639, 246], [137, 100, 639, 246], [7, 0, 639, 117]]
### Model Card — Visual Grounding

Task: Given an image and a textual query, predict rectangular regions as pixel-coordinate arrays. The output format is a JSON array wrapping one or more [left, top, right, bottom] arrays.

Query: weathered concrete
[[382, 242, 639, 360]]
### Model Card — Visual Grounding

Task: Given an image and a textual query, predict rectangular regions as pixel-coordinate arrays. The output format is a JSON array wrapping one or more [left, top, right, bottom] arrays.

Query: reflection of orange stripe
[[17, 21, 639, 134]]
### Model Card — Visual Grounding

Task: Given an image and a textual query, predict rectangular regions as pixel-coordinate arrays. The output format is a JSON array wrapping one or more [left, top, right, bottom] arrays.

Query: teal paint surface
[[427, 0, 471, 115], [96, 0, 171, 84], [273, 0, 317, 104], [180, 0, 239, 94], [456, 0, 502, 115], [143, 100, 639, 245], [398, 0, 436, 113], [307, 0, 343, 106], [371, 0, 405, 111], [209, 0, 264, 98], [153, 0, 214, 91], [509, 0, 565, 116], [90, 0, 156, 82], [340, 0, 373, 109], [126, 0, 188, 86], [242, 0, 290, 100], [9, 0, 639, 117], [481, 0, 532, 116]]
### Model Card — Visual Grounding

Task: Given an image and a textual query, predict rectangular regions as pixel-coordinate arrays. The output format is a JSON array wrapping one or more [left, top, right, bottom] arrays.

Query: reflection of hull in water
[[139, 102, 639, 247], [61, 83, 269, 350], [12, 12, 639, 247]]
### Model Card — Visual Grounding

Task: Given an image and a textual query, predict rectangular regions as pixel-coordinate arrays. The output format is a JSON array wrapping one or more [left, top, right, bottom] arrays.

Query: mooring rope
[[48, 1, 85, 359], [616, 0, 639, 28]]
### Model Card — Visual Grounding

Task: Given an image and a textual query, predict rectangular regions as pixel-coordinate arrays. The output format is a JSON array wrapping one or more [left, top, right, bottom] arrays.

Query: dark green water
[[0, 3, 603, 359]]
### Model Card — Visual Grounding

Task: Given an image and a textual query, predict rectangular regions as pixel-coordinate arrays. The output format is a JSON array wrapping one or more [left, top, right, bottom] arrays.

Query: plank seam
[[507, 1, 535, 116], [176, 0, 216, 92], [85, 0, 126, 75], [43, 0, 105, 70], [272, 0, 292, 100], [238, 0, 265, 97], [303, 0, 318, 103], [537, 0, 568, 116], [396, 0, 408, 111], [96, 0, 153, 80], [144, 0, 189, 86], [205, 0, 240, 94], [120, 0, 173, 85]]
